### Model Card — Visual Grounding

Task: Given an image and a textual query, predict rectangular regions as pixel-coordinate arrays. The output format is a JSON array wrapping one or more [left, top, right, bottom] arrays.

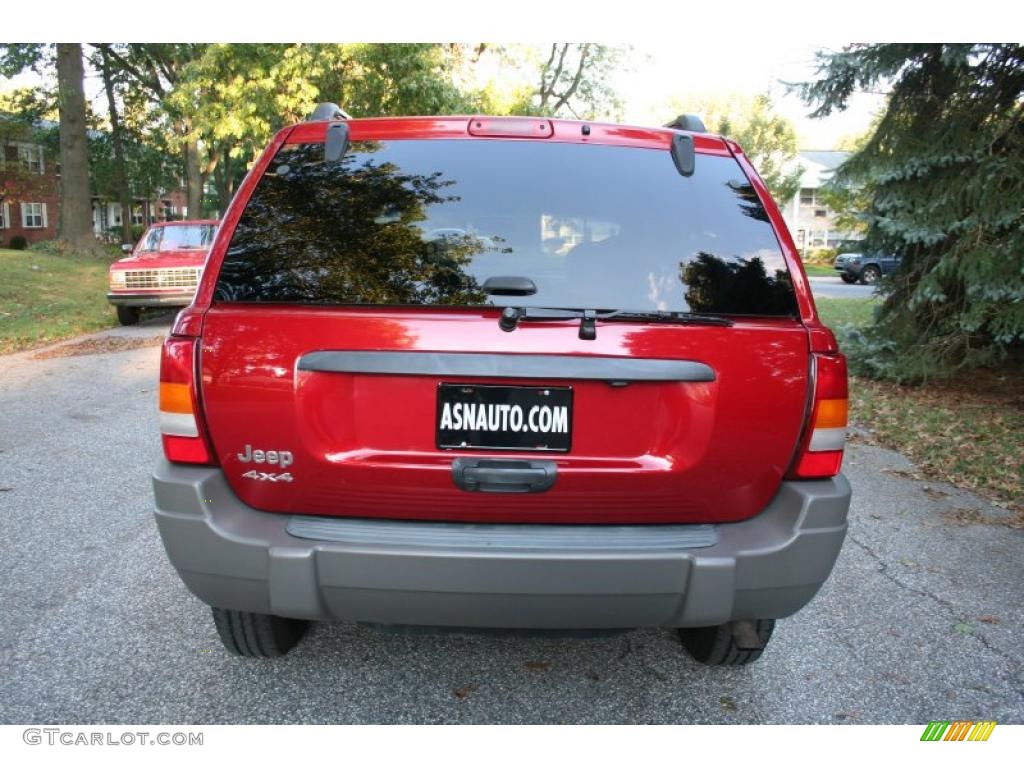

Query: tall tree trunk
[[182, 123, 202, 217], [56, 43, 96, 252], [99, 50, 133, 245], [212, 144, 234, 214]]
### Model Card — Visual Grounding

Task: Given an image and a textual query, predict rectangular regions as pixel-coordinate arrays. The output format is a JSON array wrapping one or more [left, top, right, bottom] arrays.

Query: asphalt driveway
[[0, 321, 1021, 724]]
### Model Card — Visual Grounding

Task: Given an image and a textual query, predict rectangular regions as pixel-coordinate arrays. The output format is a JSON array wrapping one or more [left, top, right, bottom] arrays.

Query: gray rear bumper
[[153, 460, 850, 628]]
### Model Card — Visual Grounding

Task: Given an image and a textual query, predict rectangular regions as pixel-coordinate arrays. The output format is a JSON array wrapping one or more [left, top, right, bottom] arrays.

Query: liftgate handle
[[451, 458, 557, 493]]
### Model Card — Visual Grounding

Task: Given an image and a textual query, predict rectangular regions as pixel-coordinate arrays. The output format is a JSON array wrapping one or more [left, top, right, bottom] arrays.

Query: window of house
[[17, 144, 45, 174], [131, 206, 144, 226], [814, 208, 827, 218], [0, 201, 9, 229], [21, 202, 46, 228], [799, 188, 816, 206]]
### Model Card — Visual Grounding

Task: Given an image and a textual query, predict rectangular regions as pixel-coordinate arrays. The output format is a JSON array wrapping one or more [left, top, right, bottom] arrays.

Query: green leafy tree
[[166, 43, 478, 210], [319, 44, 478, 117], [532, 44, 624, 120], [91, 44, 208, 215], [443, 44, 535, 115], [666, 93, 803, 203], [443, 43, 626, 119], [797, 43, 1024, 381]]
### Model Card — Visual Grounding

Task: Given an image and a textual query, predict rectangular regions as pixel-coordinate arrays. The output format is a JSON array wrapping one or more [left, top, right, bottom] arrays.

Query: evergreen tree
[[797, 44, 1024, 381]]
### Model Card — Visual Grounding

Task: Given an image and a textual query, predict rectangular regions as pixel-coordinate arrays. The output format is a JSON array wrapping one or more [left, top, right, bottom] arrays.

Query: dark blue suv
[[834, 251, 900, 284]]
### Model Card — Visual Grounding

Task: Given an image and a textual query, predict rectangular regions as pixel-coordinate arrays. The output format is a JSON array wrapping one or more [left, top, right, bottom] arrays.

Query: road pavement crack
[[848, 531, 1024, 700]]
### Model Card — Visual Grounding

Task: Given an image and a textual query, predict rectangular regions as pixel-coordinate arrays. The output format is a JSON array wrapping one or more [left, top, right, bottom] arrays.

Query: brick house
[[2, 115, 192, 247], [0, 139, 59, 247]]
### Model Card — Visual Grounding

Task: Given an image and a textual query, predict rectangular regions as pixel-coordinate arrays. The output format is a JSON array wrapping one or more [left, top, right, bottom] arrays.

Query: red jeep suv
[[153, 107, 851, 665]]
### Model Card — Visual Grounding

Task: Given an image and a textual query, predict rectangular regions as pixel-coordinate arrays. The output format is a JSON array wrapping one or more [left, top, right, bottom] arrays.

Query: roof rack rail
[[664, 114, 706, 133], [307, 102, 352, 122]]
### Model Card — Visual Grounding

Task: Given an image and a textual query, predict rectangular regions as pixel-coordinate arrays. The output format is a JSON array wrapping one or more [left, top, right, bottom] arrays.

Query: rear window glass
[[216, 139, 796, 316]]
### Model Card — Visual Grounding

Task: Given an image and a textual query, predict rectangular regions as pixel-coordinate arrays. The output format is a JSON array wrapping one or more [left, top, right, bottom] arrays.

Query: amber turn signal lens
[[815, 398, 848, 429], [159, 382, 193, 414]]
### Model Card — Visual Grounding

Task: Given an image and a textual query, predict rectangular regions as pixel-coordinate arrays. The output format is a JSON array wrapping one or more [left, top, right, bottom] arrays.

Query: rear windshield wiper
[[498, 306, 733, 340], [600, 310, 734, 327]]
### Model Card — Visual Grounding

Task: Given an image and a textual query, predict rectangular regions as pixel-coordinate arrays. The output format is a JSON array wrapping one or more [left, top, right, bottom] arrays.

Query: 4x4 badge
[[242, 470, 294, 483]]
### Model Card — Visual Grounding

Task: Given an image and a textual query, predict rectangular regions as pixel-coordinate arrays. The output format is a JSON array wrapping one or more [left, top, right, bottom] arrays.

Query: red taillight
[[159, 336, 215, 465], [788, 353, 848, 479]]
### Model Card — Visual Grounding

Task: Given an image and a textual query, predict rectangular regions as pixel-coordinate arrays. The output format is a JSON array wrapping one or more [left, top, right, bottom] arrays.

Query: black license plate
[[437, 384, 572, 452]]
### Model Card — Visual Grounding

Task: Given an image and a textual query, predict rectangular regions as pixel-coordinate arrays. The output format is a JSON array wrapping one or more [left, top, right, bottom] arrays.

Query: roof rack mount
[[307, 102, 352, 122], [664, 114, 706, 133]]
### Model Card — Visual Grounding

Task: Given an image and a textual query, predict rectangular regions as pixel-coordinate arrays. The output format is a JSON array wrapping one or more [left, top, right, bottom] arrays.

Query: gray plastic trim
[[152, 459, 850, 628], [298, 351, 715, 383], [285, 515, 718, 552]]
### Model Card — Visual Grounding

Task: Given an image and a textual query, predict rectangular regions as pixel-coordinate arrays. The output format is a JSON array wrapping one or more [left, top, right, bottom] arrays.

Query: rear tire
[[211, 607, 309, 657], [678, 619, 776, 666], [116, 305, 140, 326], [859, 265, 881, 285]]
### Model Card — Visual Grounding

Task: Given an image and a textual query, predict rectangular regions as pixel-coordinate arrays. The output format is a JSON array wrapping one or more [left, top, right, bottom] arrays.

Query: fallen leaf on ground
[[453, 684, 476, 700], [524, 660, 552, 672], [942, 507, 988, 526], [881, 467, 923, 481], [32, 335, 164, 360]]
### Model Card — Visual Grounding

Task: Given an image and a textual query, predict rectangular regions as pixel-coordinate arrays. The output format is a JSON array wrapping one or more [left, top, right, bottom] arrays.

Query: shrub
[[8, 235, 28, 250], [28, 239, 62, 254], [805, 247, 838, 265]]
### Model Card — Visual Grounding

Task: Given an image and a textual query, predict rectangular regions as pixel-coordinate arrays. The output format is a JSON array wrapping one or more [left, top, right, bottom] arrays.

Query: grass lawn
[[814, 297, 1022, 518], [802, 263, 836, 277], [815, 297, 877, 329], [0, 247, 118, 355]]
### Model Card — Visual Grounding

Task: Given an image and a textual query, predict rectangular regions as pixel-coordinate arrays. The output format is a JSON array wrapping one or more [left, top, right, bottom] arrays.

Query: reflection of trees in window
[[726, 180, 770, 223], [217, 143, 487, 305], [682, 252, 796, 315]]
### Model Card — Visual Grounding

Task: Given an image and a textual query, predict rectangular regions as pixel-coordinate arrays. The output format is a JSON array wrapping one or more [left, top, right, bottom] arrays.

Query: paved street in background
[[1, 320, 1021, 724], [808, 276, 877, 300]]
